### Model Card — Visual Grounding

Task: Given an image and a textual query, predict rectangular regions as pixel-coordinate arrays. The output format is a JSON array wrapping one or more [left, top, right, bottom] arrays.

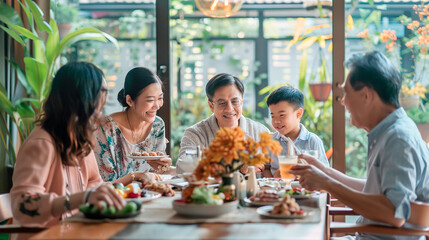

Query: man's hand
[[289, 164, 330, 191]]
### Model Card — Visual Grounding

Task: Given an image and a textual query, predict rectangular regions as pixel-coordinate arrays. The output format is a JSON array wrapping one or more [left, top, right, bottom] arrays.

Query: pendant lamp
[[195, 0, 244, 18]]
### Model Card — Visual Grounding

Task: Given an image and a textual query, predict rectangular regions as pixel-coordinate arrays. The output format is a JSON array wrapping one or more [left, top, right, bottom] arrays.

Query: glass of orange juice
[[278, 155, 298, 181]]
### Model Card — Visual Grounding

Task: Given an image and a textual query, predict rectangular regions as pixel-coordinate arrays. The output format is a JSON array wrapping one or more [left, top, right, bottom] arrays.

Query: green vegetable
[[90, 205, 99, 214], [79, 204, 91, 214], [107, 206, 117, 215], [191, 187, 222, 205], [117, 202, 137, 214]]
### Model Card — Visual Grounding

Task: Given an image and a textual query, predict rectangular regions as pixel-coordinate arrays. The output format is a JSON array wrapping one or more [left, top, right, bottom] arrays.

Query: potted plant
[[286, 18, 333, 102], [0, 0, 117, 188], [50, 0, 78, 38]]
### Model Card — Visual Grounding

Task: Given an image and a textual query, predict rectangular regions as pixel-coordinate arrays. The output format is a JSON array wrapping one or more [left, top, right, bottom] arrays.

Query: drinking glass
[[278, 155, 298, 181], [302, 149, 319, 159], [180, 146, 201, 173]]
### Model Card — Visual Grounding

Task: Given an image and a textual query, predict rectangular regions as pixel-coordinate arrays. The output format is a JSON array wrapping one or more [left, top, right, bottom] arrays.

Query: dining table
[[30, 192, 328, 240]]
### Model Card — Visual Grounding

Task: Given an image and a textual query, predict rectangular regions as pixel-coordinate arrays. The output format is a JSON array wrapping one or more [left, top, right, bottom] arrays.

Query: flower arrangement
[[401, 83, 427, 98], [193, 127, 282, 181], [356, 3, 429, 99]]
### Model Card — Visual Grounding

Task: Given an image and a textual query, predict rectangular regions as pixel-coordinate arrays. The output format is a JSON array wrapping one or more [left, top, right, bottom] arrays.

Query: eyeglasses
[[211, 98, 242, 110]]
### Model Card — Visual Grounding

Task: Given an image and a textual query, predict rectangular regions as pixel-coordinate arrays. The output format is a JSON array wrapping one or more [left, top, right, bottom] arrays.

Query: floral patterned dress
[[94, 115, 167, 182]]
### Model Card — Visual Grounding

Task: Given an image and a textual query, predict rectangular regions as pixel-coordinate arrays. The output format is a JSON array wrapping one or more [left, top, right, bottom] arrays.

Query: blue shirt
[[270, 124, 329, 175], [357, 108, 429, 240]]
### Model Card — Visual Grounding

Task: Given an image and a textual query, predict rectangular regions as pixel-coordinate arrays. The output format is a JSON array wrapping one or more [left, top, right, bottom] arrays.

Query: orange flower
[[194, 127, 281, 180], [357, 29, 369, 38], [406, 40, 414, 48]]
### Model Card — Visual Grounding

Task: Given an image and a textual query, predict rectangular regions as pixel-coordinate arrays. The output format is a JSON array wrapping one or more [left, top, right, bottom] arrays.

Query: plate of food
[[128, 151, 169, 160], [244, 190, 282, 206], [257, 178, 287, 190], [256, 195, 313, 219], [79, 200, 141, 219], [131, 189, 161, 203], [257, 205, 312, 219], [282, 188, 317, 199]]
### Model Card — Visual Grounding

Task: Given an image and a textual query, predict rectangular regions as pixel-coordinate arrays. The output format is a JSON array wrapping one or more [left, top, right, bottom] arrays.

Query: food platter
[[243, 197, 280, 207], [257, 205, 313, 219], [126, 190, 161, 203], [127, 155, 169, 161]]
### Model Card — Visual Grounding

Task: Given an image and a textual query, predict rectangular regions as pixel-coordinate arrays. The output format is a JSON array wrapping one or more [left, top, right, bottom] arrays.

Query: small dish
[[243, 197, 280, 207], [127, 155, 169, 161], [257, 205, 313, 219], [172, 200, 238, 218], [126, 190, 161, 203]]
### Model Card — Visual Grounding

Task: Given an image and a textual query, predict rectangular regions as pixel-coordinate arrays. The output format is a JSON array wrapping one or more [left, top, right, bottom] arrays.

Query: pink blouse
[[10, 126, 102, 228]]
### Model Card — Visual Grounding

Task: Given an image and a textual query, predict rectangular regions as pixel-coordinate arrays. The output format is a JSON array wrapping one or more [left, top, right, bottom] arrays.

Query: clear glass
[[301, 149, 319, 159], [278, 155, 298, 181], [178, 146, 201, 174]]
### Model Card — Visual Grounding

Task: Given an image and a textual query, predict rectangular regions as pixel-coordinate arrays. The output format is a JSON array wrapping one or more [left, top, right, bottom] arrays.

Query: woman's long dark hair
[[38, 62, 104, 166]]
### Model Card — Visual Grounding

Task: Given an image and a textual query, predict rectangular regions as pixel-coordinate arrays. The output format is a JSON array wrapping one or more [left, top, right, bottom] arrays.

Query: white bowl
[[172, 200, 238, 218]]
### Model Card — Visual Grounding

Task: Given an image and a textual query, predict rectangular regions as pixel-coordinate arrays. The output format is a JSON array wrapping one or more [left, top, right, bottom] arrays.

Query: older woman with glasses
[[176, 73, 270, 175]]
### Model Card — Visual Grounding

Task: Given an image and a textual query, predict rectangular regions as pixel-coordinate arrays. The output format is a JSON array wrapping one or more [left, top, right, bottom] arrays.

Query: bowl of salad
[[172, 187, 238, 218]]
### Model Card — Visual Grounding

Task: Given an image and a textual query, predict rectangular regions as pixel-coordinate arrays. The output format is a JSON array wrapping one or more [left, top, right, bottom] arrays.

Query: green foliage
[[345, 122, 368, 178], [406, 104, 429, 124], [171, 91, 212, 163], [50, 0, 78, 24], [0, 0, 117, 165]]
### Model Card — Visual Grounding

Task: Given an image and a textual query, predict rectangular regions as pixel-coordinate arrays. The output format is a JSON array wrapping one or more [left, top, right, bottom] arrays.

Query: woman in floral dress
[[94, 67, 174, 185]]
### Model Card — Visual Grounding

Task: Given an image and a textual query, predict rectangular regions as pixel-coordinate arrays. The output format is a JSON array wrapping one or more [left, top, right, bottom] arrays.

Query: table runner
[[64, 194, 324, 224]]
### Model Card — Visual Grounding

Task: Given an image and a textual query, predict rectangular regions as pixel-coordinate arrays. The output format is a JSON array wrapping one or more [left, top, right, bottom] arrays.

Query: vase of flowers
[[193, 127, 282, 196]]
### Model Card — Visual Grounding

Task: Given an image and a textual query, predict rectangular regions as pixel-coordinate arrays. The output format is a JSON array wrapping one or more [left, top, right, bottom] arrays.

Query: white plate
[[172, 200, 238, 218], [243, 197, 280, 207], [257, 205, 313, 219], [126, 190, 161, 203], [127, 155, 169, 161]]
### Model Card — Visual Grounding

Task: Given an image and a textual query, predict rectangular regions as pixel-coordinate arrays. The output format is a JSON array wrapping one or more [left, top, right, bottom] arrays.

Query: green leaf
[[16, 101, 35, 118], [0, 90, 14, 115], [0, 25, 26, 46], [25, 0, 52, 34], [298, 50, 308, 90], [46, 19, 60, 66], [7, 59, 32, 94], [15, 97, 40, 110], [18, 0, 34, 30], [59, 27, 114, 54], [0, 2, 24, 27], [7, 24, 41, 41], [297, 36, 318, 50], [258, 86, 273, 95], [24, 57, 48, 99]]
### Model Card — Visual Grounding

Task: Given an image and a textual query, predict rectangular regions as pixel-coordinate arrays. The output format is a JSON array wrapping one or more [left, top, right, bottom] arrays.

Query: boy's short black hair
[[205, 73, 244, 101], [267, 86, 304, 110]]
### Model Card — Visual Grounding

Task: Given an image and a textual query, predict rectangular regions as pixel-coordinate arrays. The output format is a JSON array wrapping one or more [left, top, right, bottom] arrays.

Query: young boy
[[266, 86, 329, 178]]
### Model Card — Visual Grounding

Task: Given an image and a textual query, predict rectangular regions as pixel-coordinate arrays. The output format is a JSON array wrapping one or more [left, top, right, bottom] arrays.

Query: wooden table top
[[30, 193, 328, 240]]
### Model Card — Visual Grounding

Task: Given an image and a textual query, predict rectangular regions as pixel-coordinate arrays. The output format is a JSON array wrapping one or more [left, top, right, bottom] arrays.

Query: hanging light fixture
[[195, 0, 244, 18]]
